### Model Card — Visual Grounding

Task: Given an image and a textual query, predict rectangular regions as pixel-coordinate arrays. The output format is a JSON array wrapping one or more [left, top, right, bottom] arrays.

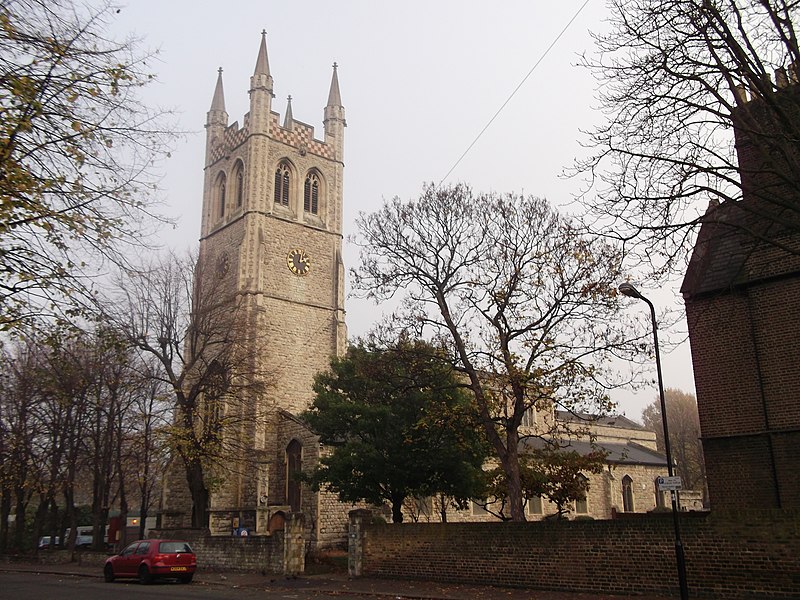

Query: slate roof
[[519, 436, 668, 467], [680, 200, 763, 298], [681, 199, 800, 298], [555, 410, 646, 431]]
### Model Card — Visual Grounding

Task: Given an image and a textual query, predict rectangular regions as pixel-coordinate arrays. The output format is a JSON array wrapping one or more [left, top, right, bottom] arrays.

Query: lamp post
[[618, 282, 689, 600]]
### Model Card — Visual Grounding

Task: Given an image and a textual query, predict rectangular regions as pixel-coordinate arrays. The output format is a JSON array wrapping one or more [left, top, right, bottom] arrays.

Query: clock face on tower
[[287, 248, 310, 276]]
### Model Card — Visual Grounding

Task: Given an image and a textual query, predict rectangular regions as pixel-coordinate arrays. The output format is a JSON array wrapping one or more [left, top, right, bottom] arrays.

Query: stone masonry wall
[[353, 509, 800, 599]]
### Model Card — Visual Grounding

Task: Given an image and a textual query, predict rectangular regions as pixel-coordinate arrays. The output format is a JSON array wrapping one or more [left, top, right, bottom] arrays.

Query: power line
[[438, 0, 592, 187]]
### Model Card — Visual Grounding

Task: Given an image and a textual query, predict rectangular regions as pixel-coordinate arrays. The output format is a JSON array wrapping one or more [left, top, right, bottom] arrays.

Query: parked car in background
[[38, 536, 60, 549], [103, 539, 196, 584]]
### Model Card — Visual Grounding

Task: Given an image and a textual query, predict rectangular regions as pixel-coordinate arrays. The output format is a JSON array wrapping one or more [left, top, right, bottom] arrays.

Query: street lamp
[[618, 282, 689, 600]]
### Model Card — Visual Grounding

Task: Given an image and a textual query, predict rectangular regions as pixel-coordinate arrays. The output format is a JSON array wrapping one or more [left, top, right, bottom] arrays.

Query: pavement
[[0, 559, 674, 600]]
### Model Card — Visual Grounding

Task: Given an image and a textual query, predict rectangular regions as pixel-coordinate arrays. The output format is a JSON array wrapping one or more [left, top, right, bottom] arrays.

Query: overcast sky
[[111, 0, 696, 420]]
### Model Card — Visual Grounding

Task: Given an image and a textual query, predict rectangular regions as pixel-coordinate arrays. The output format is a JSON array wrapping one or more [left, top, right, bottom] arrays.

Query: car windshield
[[158, 541, 193, 554]]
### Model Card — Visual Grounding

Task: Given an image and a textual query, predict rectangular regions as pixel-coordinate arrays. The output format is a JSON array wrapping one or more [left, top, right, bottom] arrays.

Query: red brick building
[[681, 79, 800, 509]]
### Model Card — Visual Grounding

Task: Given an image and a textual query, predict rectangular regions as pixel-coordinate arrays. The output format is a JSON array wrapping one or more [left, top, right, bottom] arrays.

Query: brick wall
[[352, 510, 800, 599], [686, 274, 800, 509], [150, 528, 284, 574]]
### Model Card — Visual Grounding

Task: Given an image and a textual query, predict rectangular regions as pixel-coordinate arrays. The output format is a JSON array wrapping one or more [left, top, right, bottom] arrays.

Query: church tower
[[162, 32, 348, 543]]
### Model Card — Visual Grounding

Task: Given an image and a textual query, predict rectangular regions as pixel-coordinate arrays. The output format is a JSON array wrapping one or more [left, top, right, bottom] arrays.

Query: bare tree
[[0, 339, 40, 551], [0, 0, 176, 328], [107, 251, 272, 528], [642, 388, 706, 495], [0, 321, 171, 551], [576, 0, 800, 278], [352, 183, 643, 521], [127, 356, 171, 542]]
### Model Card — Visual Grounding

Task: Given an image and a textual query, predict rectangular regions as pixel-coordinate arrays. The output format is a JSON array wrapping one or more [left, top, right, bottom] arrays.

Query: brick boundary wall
[[151, 528, 285, 574], [351, 510, 800, 599]]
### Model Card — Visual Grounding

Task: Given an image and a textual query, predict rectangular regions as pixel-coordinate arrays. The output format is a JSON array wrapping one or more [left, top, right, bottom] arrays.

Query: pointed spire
[[323, 62, 345, 155], [253, 29, 271, 77], [283, 95, 293, 130], [250, 29, 274, 98], [210, 67, 225, 112], [326, 62, 342, 107]]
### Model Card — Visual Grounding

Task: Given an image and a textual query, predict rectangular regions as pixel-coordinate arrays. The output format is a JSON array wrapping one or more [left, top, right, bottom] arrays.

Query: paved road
[[0, 562, 677, 600], [0, 570, 383, 600]]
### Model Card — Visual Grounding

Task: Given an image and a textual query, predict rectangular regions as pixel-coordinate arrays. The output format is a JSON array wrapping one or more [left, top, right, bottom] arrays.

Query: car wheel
[[138, 564, 152, 585], [179, 574, 193, 584], [103, 564, 115, 583]]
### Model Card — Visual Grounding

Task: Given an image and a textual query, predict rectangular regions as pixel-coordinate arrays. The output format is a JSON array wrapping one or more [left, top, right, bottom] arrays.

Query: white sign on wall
[[656, 475, 683, 491]]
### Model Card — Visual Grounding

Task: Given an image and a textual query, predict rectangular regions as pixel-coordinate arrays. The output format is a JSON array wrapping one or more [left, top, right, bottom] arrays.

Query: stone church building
[[160, 35, 678, 547], [160, 33, 352, 548]]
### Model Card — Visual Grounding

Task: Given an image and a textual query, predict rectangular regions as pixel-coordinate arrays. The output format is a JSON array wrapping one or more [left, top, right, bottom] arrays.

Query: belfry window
[[303, 172, 319, 214], [274, 162, 290, 207]]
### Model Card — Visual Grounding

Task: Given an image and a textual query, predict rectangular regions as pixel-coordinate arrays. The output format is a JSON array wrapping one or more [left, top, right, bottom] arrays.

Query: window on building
[[274, 162, 290, 206], [622, 475, 634, 512], [234, 162, 244, 208], [216, 173, 227, 218], [304, 172, 320, 214], [203, 361, 228, 432], [286, 439, 302, 512], [575, 474, 589, 514], [526, 495, 543, 515], [521, 407, 536, 428]]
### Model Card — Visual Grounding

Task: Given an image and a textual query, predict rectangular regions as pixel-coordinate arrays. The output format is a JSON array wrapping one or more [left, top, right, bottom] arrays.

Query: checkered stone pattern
[[209, 124, 249, 164], [270, 114, 334, 160]]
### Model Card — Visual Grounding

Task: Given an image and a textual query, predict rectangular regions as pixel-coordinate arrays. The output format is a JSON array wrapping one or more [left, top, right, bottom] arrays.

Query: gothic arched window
[[203, 360, 228, 435], [286, 439, 302, 512], [575, 474, 589, 514], [274, 162, 290, 207], [234, 161, 244, 208], [216, 173, 227, 218], [303, 172, 320, 214], [622, 475, 634, 512]]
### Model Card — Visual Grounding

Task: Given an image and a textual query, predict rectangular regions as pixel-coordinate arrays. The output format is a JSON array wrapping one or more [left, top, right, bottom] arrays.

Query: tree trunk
[[13, 488, 26, 551], [390, 492, 405, 523], [138, 490, 149, 541], [0, 489, 10, 552], [186, 459, 209, 528], [63, 488, 77, 550], [501, 427, 526, 522], [118, 495, 128, 552]]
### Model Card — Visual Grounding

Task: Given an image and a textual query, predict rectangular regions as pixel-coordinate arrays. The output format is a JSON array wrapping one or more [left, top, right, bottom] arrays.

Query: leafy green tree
[[0, 0, 175, 328], [482, 446, 607, 520], [352, 183, 642, 521], [304, 339, 488, 523]]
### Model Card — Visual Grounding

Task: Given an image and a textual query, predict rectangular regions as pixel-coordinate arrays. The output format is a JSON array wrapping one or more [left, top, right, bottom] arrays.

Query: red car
[[103, 539, 196, 584]]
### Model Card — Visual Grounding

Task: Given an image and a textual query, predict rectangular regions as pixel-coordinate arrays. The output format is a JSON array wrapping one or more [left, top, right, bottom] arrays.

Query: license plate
[[170, 566, 187, 572]]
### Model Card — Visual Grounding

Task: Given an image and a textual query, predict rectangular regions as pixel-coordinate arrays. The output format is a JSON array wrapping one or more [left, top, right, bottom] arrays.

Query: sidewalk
[[0, 560, 674, 600]]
